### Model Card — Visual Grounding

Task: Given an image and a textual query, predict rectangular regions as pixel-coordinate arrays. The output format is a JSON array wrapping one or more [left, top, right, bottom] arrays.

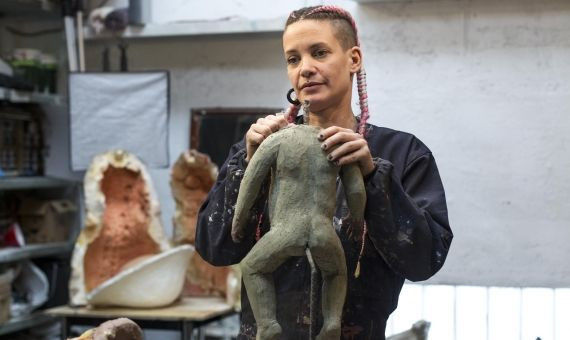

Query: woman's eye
[[287, 56, 299, 65], [314, 49, 328, 58]]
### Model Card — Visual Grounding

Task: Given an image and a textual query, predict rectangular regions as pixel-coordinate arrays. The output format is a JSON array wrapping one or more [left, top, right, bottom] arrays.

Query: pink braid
[[289, 6, 372, 272], [300, 5, 371, 136], [356, 68, 370, 136], [305, 6, 360, 46]]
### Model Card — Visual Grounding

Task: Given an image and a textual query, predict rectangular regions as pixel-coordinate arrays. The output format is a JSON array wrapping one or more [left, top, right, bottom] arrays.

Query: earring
[[287, 88, 301, 106]]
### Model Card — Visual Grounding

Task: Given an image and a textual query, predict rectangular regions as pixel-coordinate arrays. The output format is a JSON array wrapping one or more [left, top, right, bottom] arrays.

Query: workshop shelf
[[0, 176, 78, 191], [0, 242, 73, 264], [0, 313, 55, 336]]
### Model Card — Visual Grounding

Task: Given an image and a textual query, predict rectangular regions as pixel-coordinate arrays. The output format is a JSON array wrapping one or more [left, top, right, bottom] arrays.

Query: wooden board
[[46, 297, 233, 322]]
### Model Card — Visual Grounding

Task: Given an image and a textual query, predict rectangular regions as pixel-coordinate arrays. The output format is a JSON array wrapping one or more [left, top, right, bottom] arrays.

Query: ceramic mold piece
[[70, 150, 171, 306], [170, 150, 239, 304], [170, 150, 217, 244], [87, 245, 194, 308]]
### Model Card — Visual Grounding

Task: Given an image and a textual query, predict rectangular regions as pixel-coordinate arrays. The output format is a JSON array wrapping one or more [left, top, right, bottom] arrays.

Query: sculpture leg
[[309, 223, 347, 340], [241, 228, 305, 340]]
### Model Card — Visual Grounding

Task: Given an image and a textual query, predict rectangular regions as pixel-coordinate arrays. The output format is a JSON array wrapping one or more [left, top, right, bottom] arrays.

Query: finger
[[251, 123, 273, 138], [273, 115, 289, 129], [317, 126, 343, 141], [327, 140, 364, 162], [246, 130, 266, 147], [321, 131, 361, 151], [264, 115, 288, 132], [335, 147, 368, 167]]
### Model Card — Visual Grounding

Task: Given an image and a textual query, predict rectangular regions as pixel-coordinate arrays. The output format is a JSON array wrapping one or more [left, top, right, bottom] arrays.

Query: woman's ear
[[349, 46, 362, 73]]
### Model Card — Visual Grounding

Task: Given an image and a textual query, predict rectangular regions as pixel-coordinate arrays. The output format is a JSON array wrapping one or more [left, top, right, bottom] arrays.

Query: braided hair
[[284, 5, 370, 136]]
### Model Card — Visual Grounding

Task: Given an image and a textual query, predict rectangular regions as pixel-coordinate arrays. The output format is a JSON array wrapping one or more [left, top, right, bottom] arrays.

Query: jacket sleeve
[[364, 152, 453, 281], [195, 141, 264, 266]]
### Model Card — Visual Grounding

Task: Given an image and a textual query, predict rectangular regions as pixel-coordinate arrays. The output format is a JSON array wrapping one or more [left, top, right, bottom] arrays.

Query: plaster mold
[[171, 150, 240, 305], [70, 150, 171, 306], [87, 245, 194, 307], [171, 150, 217, 244]]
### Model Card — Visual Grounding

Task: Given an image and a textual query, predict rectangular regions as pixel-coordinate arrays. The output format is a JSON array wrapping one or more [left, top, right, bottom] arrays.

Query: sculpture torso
[[233, 124, 366, 340], [267, 125, 339, 236]]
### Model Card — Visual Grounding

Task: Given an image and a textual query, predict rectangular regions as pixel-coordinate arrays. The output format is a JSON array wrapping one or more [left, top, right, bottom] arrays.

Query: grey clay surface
[[232, 124, 366, 340]]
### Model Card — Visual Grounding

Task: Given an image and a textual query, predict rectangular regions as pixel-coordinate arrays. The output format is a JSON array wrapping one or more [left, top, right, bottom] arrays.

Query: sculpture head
[[283, 6, 370, 135]]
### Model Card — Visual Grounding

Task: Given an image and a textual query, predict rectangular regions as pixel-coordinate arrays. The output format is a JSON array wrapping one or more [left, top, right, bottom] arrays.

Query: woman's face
[[283, 19, 361, 112]]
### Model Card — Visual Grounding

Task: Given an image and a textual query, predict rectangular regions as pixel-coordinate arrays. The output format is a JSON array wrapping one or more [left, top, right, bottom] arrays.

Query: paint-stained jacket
[[195, 122, 453, 340]]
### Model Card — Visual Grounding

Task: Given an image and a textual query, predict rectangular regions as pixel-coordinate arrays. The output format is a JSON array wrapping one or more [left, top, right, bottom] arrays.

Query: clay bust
[[232, 124, 366, 340]]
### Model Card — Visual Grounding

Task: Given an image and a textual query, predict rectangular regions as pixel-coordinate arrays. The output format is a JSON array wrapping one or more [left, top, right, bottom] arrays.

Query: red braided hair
[[285, 5, 371, 136]]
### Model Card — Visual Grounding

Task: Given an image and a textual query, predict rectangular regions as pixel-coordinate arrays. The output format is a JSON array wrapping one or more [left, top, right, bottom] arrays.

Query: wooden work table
[[46, 297, 236, 339]]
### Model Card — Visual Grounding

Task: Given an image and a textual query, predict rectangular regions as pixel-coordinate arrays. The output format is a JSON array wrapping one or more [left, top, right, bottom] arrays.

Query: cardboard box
[[0, 270, 13, 324], [18, 200, 76, 244]]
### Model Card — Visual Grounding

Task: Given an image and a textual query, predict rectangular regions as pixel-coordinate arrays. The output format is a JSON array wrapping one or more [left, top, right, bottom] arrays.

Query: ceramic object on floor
[[87, 245, 194, 307], [70, 317, 143, 340]]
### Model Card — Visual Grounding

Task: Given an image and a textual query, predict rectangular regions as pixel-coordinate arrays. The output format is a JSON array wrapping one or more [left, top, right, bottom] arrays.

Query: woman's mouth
[[301, 82, 323, 91]]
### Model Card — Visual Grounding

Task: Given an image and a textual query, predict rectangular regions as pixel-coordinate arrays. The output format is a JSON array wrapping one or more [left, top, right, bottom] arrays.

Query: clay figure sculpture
[[232, 124, 366, 340]]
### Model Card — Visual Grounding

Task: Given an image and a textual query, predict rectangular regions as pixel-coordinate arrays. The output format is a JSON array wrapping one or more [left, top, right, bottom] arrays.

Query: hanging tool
[[118, 41, 128, 72], [76, 0, 86, 72], [62, 0, 78, 72], [102, 46, 110, 72]]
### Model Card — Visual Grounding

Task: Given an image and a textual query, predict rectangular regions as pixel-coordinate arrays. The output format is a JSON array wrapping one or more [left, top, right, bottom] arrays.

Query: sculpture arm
[[364, 152, 453, 281], [195, 141, 266, 266], [340, 163, 366, 236], [232, 134, 279, 242]]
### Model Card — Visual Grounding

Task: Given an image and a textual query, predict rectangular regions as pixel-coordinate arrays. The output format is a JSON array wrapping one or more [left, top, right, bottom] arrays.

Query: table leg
[[182, 321, 195, 340], [60, 317, 68, 340]]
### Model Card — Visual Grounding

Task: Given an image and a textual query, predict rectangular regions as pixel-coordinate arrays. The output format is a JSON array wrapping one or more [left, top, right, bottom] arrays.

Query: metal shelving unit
[[0, 176, 81, 337], [0, 0, 59, 19], [0, 242, 73, 264], [0, 313, 54, 336], [0, 88, 63, 106], [0, 176, 77, 191], [1, 1, 74, 335]]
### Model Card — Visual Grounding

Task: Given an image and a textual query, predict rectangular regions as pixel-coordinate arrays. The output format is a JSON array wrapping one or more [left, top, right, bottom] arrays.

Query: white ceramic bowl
[[86, 245, 194, 308]]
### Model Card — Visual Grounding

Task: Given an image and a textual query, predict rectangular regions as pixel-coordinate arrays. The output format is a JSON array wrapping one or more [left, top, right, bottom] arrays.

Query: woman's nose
[[299, 59, 316, 78]]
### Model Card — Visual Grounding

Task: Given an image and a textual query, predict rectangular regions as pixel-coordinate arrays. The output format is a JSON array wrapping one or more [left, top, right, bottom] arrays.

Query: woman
[[196, 5, 453, 339]]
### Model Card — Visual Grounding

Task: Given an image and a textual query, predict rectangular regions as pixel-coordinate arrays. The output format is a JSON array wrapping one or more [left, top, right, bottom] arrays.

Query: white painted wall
[[76, 0, 570, 288], [149, 0, 319, 23]]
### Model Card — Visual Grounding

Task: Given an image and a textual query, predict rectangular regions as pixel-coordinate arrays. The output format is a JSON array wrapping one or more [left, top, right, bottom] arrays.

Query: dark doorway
[[190, 107, 283, 168]]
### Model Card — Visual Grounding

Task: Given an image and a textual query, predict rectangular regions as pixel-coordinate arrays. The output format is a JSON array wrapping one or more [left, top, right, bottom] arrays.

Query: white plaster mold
[[69, 149, 171, 306], [87, 245, 194, 308]]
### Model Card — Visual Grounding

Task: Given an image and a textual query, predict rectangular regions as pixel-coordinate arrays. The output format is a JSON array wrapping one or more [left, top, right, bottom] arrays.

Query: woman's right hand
[[245, 114, 289, 163]]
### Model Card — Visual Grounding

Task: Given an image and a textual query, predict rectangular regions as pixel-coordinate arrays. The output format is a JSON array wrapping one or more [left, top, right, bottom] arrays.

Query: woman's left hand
[[318, 126, 375, 176]]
